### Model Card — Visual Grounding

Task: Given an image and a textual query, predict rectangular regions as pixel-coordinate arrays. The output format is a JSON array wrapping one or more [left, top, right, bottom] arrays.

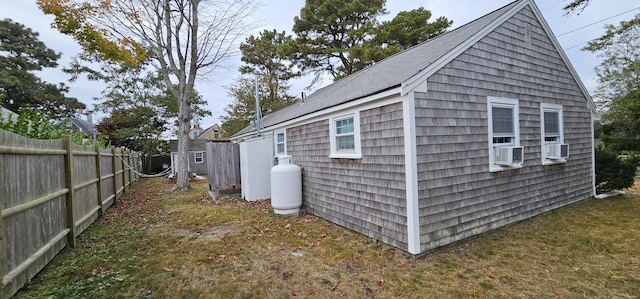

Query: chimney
[[86, 110, 93, 123]]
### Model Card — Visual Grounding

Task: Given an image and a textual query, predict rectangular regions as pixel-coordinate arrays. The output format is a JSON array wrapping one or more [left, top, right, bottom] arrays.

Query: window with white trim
[[329, 112, 361, 159], [274, 130, 286, 155], [194, 152, 204, 164], [541, 103, 567, 164], [487, 97, 522, 171]]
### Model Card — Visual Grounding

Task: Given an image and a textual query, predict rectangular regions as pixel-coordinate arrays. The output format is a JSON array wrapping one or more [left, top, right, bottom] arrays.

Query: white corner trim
[[403, 92, 420, 255], [591, 112, 596, 197]]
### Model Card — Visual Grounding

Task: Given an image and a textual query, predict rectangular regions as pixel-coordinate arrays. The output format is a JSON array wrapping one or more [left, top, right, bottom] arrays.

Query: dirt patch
[[162, 223, 240, 242]]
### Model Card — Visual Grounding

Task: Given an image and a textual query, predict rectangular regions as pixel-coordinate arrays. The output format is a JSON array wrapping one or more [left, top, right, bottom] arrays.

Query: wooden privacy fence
[[0, 130, 142, 299], [207, 142, 241, 199]]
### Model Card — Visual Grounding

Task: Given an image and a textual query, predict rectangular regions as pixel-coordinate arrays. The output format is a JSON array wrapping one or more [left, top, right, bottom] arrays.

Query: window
[[194, 152, 204, 164], [487, 97, 521, 171], [329, 112, 361, 159], [214, 131, 220, 139], [274, 130, 286, 155], [541, 103, 566, 164]]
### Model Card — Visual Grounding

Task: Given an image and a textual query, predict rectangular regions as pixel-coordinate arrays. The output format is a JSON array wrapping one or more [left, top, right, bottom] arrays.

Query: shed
[[232, 0, 596, 256], [169, 139, 209, 175]]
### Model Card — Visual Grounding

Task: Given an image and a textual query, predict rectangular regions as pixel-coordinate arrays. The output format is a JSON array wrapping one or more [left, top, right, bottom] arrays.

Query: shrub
[[1, 106, 109, 148], [595, 146, 639, 193]]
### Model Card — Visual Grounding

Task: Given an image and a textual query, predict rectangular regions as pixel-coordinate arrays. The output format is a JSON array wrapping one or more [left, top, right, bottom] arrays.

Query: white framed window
[[487, 97, 522, 172], [329, 111, 361, 159], [194, 152, 204, 164], [274, 130, 286, 156], [540, 103, 567, 164]]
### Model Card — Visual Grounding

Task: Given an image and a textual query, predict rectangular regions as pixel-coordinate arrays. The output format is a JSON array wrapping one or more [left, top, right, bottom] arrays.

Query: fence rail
[[0, 130, 141, 299]]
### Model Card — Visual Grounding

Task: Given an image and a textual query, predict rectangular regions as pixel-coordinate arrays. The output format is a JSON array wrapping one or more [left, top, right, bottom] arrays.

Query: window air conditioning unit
[[494, 146, 524, 166], [545, 143, 569, 160]]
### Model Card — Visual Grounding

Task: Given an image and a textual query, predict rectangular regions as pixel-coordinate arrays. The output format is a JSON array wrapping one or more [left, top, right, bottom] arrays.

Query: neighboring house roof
[[233, 0, 594, 138], [193, 124, 225, 140], [68, 117, 97, 136], [1, 107, 18, 121], [169, 139, 209, 152]]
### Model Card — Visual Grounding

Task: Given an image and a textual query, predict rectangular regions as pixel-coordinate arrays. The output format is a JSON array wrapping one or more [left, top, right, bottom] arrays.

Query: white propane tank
[[270, 155, 302, 216]]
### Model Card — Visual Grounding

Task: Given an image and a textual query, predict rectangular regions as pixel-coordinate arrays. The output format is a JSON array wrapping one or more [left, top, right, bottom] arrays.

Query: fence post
[[0, 132, 5, 299], [112, 146, 118, 206], [95, 143, 103, 215], [62, 135, 76, 248], [127, 150, 136, 185], [121, 147, 127, 192]]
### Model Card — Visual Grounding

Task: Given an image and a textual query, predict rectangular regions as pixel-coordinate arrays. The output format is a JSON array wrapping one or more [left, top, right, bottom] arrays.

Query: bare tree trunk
[[175, 115, 191, 189], [175, 80, 193, 190]]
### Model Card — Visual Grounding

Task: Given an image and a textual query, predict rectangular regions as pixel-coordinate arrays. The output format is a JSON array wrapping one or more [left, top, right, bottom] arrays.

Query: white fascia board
[[526, 1, 596, 112], [273, 87, 402, 131], [402, 91, 420, 255], [234, 87, 403, 140]]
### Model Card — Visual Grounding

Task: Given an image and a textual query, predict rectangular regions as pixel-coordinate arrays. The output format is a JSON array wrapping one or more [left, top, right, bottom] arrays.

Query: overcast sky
[[3, 0, 639, 128]]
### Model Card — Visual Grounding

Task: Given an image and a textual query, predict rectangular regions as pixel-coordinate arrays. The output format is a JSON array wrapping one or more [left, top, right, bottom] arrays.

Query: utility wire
[[557, 6, 640, 37]]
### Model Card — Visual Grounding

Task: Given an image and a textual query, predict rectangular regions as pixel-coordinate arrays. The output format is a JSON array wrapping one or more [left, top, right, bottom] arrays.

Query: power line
[[557, 6, 640, 37]]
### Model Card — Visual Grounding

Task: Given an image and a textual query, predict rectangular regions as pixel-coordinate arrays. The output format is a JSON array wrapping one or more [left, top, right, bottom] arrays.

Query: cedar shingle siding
[[287, 103, 408, 249], [415, 6, 593, 251], [232, 0, 594, 255]]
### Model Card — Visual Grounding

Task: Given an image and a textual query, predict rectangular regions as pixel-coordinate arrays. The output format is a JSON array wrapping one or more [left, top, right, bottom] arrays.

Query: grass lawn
[[14, 177, 640, 298]]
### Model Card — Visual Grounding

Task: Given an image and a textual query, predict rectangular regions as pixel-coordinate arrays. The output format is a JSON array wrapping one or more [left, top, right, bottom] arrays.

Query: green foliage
[[584, 14, 640, 152], [373, 8, 452, 52], [563, 0, 592, 14], [0, 105, 67, 139], [220, 76, 297, 137], [290, 0, 451, 81], [595, 147, 639, 193], [292, 0, 388, 80], [0, 105, 109, 148], [0, 19, 86, 118]]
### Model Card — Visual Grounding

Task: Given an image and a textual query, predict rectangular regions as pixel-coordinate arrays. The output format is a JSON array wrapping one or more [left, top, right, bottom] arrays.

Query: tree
[[563, 0, 591, 14], [583, 14, 640, 151], [0, 19, 85, 118], [97, 106, 167, 152], [292, 0, 388, 81], [220, 75, 296, 137], [38, 0, 257, 190], [372, 8, 452, 52], [290, 1, 451, 82], [220, 29, 298, 137]]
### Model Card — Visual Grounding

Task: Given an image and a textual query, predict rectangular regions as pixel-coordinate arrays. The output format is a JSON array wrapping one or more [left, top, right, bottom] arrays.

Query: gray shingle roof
[[233, 0, 520, 137], [69, 117, 96, 135]]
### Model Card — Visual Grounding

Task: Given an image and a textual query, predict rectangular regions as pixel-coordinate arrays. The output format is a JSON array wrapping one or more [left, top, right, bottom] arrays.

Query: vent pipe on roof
[[254, 74, 261, 135], [301, 92, 305, 104]]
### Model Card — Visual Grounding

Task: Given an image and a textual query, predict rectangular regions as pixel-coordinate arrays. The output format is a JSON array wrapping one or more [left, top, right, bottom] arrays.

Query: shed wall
[[287, 102, 408, 250], [415, 6, 593, 251]]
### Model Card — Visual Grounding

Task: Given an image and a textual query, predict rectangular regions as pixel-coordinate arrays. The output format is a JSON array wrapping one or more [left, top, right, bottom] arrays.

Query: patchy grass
[[14, 178, 640, 298]]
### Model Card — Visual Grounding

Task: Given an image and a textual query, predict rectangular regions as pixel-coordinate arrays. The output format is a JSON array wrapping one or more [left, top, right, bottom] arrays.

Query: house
[[1, 107, 18, 121], [189, 124, 225, 140], [232, 0, 596, 256], [169, 139, 209, 175], [66, 117, 97, 139]]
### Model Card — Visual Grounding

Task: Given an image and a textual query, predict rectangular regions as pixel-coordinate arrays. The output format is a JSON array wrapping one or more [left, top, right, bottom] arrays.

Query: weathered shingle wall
[[415, 6, 593, 251], [287, 102, 408, 250]]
